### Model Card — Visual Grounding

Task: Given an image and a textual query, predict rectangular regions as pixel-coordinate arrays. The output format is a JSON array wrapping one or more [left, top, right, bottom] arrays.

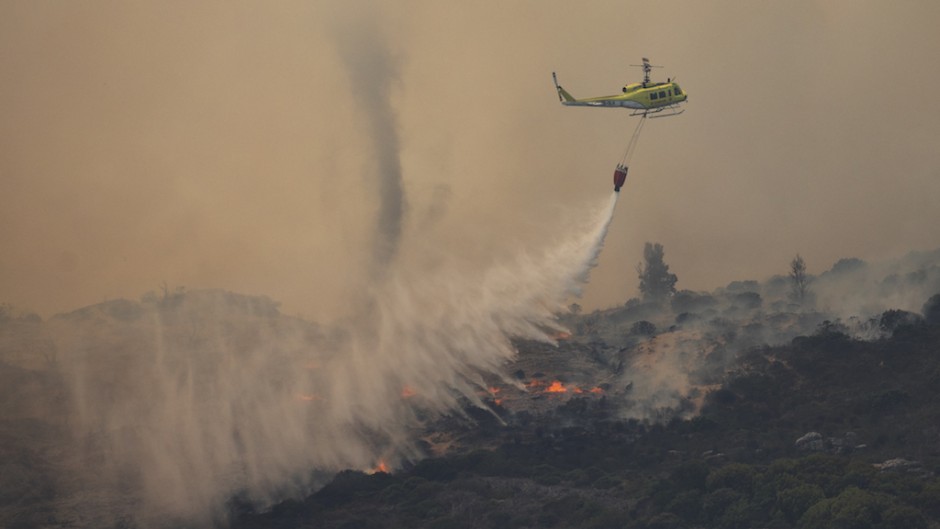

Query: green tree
[[706, 463, 757, 493], [777, 484, 825, 525], [638, 242, 678, 303], [798, 487, 885, 529]]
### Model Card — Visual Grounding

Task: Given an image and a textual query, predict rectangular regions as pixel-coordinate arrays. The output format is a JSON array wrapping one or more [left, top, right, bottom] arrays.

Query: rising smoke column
[[332, 10, 406, 281]]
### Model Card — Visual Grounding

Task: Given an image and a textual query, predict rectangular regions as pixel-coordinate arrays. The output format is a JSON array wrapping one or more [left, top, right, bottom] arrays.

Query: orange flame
[[401, 386, 417, 398], [370, 460, 390, 474], [525, 379, 604, 396], [297, 393, 320, 402], [526, 379, 545, 389]]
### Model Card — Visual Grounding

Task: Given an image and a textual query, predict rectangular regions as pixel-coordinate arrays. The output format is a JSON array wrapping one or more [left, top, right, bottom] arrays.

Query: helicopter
[[553, 58, 687, 192], [552, 58, 686, 118]]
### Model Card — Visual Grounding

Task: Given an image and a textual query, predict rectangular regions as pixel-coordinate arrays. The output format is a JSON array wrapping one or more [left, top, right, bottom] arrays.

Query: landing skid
[[631, 104, 685, 118]]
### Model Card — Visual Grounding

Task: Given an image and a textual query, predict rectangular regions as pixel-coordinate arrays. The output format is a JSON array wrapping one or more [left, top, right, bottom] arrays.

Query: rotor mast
[[630, 57, 662, 86]]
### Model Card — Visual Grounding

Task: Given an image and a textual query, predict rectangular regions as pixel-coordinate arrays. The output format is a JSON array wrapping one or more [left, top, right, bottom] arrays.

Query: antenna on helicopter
[[630, 57, 663, 87]]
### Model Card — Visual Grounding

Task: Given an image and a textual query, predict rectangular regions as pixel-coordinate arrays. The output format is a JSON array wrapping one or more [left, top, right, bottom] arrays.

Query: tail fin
[[552, 72, 576, 103]]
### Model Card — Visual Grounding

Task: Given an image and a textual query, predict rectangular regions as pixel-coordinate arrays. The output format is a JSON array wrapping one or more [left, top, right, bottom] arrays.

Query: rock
[[795, 432, 824, 451], [873, 458, 931, 476]]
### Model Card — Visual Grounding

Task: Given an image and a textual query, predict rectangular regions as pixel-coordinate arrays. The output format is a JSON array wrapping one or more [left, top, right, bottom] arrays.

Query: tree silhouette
[[637, 242, 678, 303], [789, 254, 809, 304]]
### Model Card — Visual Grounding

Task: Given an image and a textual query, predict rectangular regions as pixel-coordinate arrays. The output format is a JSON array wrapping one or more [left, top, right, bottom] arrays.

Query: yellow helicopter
[[553, 58, 687, 117]]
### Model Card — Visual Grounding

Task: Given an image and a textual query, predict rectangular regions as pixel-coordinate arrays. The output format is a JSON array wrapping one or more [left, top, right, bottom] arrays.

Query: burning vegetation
[[3, 248, 940, 528], [233, 264, 940, 529]]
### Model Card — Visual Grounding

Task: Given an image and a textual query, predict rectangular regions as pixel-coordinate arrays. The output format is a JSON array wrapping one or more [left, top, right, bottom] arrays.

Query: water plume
[[45, 192, 620, 526]]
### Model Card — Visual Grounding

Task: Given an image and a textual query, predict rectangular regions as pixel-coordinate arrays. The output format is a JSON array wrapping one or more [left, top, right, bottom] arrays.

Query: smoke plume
[[332, 8, 406, 281], [595, 248, 940, 423]]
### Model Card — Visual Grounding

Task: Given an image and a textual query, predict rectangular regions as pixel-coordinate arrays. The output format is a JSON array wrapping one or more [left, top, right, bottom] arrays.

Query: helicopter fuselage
[[559, 81, 687, 110]]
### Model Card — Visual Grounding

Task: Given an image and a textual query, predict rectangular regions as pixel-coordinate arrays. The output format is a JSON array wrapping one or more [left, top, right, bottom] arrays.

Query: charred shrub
[[923, 293, 940, 325], [630, 320, 657, 337]]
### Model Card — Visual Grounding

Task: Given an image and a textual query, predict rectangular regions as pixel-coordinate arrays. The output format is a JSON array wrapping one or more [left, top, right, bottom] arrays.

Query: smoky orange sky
[[3, 1, 940, 321]]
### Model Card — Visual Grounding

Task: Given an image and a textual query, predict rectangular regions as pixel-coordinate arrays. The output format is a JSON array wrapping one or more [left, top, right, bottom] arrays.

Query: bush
[[630, 320, 657, 337], [412, 457, 459, 481], [923, 293, 940, 325], [702, 488, 744, 522], [731, 291, 762, 310], [878, 309, 923, 334], [670, 460, 710, 491], [666, 490, 703, 522], [881, 504, 928, 529], [776, 484, 825, 524], [706, 464, 757, 493], [798, 487, 885, 529], [671, 290, 718, 314]]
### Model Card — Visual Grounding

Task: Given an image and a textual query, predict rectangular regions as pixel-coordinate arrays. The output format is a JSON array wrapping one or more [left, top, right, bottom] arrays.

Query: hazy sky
[[3, 1, 940, 320]]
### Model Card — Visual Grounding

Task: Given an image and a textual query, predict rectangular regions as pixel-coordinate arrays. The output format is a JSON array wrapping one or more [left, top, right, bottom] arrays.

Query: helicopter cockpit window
[[674, 86, 682, 95]]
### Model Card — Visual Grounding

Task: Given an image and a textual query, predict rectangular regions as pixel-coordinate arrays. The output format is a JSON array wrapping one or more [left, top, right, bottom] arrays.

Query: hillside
[[2, 250, 940, 529], [233, 321, 940, 529], [231, 250, 940, 529]]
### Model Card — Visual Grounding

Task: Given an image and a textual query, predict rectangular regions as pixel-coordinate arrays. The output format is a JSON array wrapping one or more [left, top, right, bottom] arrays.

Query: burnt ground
[[3, 273, 940, 528], [233, 320, 940, 529]]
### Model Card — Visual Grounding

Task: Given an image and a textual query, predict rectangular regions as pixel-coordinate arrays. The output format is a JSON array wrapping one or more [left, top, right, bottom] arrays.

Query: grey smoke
[[333, 13, 406, 279], [601, 248, 940, 422]]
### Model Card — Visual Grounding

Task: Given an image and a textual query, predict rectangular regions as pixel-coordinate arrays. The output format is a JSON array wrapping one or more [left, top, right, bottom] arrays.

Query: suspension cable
[[619, 115, 647, 167]]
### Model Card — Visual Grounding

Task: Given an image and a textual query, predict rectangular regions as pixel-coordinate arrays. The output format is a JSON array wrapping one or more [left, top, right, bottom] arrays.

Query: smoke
[[35, 191, 620, 526], [332, 7, 406, 281], [601, 248, 940, 422], [4, 2, 940, 525], [810, 251, 940, 325], [0, 3, 624, 521]]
